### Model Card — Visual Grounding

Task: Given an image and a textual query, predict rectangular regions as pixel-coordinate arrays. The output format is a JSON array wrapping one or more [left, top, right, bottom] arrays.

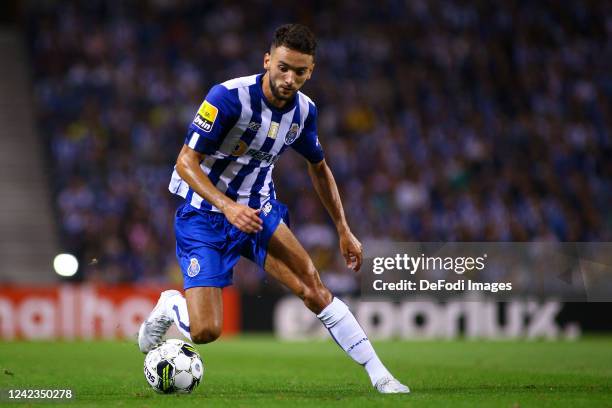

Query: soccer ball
[[144, 339, 204, 393]]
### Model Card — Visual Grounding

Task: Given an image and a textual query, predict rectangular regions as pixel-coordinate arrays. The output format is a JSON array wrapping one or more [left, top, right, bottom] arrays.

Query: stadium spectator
[[23, 1, 611, 288]]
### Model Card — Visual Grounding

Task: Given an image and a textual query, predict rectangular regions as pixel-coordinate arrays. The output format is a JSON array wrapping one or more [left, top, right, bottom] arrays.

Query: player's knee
[[293, 265, 317, 299], [295, 275, 321, 301], [190, 325, 221, 344], [301, 283, 332, 314]]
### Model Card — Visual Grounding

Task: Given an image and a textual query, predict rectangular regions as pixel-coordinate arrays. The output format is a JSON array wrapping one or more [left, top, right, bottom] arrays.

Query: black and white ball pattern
[[144, 339, 204, 393]]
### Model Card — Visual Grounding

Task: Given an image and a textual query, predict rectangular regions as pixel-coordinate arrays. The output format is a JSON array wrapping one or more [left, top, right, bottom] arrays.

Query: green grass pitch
[[1, 336, 611, 407]]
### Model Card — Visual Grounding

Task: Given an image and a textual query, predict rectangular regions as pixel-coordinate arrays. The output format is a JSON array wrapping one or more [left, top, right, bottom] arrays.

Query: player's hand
[[339, 229, 363, 272], [223, 202, 263, 233]]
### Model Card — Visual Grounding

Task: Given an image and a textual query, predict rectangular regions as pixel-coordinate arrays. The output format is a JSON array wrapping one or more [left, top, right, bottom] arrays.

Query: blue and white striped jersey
[[169, 73, 324, 212]]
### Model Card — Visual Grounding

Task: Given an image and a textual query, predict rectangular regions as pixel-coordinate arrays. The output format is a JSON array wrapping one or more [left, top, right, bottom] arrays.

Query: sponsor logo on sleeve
[[193, 101, 219, 132]]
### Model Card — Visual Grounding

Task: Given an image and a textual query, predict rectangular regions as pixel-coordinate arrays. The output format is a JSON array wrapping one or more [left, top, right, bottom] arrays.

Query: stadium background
[[1, 2, 611, 406], [0, 0, 611, 341]]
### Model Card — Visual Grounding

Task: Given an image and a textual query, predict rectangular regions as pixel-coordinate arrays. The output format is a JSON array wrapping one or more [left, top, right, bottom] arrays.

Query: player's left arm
[[307, 159, 363, 272], [291, 102, 363, 271]]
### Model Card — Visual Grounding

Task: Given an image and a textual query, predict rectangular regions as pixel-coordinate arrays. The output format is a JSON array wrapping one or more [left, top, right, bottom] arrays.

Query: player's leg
[[139, 205, 235, 351], [264, 223, 409, 393], [184, 287, 223, 343], [139, 280, 227, 351], [264, 224, 331, 313], [169, 207, 238, 344], [138, 289, 183, 352], [155, 286, 223, 344], [138, 287, 224, 350]]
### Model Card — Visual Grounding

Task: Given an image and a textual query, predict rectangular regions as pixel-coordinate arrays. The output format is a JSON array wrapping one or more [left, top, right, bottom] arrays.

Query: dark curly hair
[[271, 24, 317, 57]]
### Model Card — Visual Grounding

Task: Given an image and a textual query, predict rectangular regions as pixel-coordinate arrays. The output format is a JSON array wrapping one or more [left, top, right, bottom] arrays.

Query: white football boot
[[138, 290, 181, 353], [374, 376, 410, 394]]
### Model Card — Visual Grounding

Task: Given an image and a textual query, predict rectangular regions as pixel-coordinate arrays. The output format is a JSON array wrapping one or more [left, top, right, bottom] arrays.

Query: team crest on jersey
[[187, 258, 200, 277], [193, 100, 218, 132], [284, 123, 300, 145]]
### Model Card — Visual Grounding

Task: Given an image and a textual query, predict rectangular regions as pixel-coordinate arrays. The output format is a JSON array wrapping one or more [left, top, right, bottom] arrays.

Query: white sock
[[165, 293, 192, 341], [317, 298, 391, 385]]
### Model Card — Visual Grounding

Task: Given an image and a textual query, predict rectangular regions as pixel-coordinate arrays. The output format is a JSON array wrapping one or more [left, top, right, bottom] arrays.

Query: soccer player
[[138, 23, 409, 394]]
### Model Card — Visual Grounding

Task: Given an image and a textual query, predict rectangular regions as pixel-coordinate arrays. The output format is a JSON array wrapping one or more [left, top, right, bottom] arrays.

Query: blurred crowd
[[24, 0, 611, 290]]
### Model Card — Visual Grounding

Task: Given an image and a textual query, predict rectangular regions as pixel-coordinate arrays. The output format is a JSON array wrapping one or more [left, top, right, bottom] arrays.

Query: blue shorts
[[174, 199, 290, 289]]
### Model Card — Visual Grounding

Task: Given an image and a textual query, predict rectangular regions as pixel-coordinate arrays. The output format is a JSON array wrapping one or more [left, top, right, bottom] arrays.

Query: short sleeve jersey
[[169, 74, 324, 211]]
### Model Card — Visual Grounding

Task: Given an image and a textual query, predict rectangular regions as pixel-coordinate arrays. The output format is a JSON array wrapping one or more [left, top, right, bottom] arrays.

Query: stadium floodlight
[[53, 253, 79, 277]]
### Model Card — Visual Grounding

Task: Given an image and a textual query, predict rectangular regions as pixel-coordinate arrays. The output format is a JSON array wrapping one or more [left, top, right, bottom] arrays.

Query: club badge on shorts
[[187, 258, 201, 277]]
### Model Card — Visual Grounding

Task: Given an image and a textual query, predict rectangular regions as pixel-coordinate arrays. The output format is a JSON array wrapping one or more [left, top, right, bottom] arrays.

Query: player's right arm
[[175, 85, 262, 233], [175, 147, 262, 233]]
